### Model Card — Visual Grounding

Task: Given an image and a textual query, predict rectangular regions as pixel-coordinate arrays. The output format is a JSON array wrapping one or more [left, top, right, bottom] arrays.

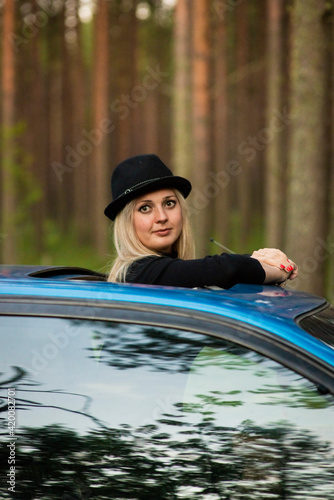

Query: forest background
[[0, 0, 334, 300]]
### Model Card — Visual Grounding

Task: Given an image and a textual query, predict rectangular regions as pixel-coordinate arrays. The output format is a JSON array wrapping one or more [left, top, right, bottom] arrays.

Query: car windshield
[[299, 305, 334, 349]]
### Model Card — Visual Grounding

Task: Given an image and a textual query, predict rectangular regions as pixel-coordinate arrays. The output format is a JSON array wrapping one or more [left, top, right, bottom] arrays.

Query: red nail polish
[[287, 265, 293, 272], [280, 264, 285, 269]]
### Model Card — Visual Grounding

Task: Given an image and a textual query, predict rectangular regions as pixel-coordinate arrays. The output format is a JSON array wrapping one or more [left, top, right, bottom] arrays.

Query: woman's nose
[[155, 206, 168, 222]]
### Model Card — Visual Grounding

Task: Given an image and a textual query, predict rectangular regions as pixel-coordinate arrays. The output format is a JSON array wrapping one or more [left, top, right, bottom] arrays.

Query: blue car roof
[[0, 265, 333, 367], [0, 265, 325, 315]]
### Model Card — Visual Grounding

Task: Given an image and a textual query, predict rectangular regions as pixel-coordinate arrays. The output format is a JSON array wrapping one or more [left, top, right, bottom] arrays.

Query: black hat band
[[122, 176, 169, 197]]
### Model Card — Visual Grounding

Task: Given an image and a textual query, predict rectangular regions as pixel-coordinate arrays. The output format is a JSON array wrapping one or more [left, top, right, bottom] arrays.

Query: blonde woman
[[105, 155, 298, 288]]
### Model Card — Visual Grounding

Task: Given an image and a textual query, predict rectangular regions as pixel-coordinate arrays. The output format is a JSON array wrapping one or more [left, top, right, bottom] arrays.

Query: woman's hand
[[251, 248, 298, 284]]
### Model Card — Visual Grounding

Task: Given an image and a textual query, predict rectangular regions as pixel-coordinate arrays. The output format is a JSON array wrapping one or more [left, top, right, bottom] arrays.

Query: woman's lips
[[153, 228, 171, 236]]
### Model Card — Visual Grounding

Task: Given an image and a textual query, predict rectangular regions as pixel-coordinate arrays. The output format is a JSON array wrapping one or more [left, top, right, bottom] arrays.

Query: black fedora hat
[[104, 154, 192, 221]]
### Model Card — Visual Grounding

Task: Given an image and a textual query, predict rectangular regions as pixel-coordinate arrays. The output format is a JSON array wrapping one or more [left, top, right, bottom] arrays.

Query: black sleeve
[[126, 253, 265, 289]]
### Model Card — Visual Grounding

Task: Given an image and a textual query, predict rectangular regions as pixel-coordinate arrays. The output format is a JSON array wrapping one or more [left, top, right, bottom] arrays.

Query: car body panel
[[1, 266, 334, 498], [0, 266, 333, 369]]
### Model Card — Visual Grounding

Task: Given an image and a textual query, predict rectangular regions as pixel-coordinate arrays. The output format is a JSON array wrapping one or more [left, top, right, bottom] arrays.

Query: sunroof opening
[[29, 267, 106, 281]]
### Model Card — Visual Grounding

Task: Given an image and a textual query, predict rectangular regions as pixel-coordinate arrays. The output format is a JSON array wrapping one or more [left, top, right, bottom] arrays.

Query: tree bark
[[330, 4, 334, 302], [61, 12, 75, 233], [235, 1, 252, 247], [30, 0, 47, 255], [112, 3, 137, 162], [46, 12, 64, 223], [265, 0, 285, 248], [172, 0, 193, 180], [249, 1, 267, 227], [212, 7, 229, 248], [191, 0, 212, 257], [286, 0, 329, 295], [71, 5, 90, 242], [1, 0, 17, 263], [91, 0, 110, 257]]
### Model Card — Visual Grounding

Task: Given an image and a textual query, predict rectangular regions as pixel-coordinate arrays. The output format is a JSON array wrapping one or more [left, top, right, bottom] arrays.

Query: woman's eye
[[139, 205, 150, 213], [166, 200, 176, 208]]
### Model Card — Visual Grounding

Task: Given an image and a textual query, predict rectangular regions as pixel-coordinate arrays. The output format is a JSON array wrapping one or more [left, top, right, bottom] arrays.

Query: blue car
[[0, 265, 334, 499]]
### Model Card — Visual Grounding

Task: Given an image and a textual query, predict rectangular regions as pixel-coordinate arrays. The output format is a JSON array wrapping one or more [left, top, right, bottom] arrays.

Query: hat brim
[[104, 176, 192, 221]]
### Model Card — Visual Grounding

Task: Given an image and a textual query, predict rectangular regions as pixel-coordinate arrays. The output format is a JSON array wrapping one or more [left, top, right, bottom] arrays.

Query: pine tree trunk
[[142, 92, 159, 153], [286, 0, 329, 295], [265, 0, 285, 248], [235, 1, 252, 247], [249, 2, 267, 227], [61, 18, 75, 233], [330, 7, 334, 302], [46, 13, 63, 223], [172, 0, 193, 180], [91, 0, 110, 257], [212, 9, 229, 248], [1, 0, 17, 263], [191, 0, 212, 257], [71, 6, 89, 243], [113, 3, 137, 161], [30, 0, 46, 256]]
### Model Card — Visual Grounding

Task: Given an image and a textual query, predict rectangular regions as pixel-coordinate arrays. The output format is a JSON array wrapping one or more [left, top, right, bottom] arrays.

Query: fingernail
[[280, 264, 286, 269], [287, 259, 291, 263], [287, 265, 293, 272]]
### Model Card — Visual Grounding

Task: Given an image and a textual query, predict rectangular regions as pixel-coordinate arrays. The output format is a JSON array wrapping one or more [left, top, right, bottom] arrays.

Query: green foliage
[[1, 121, 42, 208], [1, 120, 27, 142], [0, 120, 106, 271], [1, 121, 42, 259], [209, 210, 265, 256], [20, 219, 107, 272]]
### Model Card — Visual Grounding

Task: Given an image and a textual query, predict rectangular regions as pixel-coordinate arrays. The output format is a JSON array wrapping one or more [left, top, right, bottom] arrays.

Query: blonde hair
[[108, 189, 195, 282]]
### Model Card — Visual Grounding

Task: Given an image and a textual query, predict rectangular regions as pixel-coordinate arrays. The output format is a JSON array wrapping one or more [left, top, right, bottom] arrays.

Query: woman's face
[[133, 189, 183, 254]]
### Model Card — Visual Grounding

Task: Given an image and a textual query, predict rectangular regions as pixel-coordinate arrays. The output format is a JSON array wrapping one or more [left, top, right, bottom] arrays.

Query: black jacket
[[126, 253, 265, 289]]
